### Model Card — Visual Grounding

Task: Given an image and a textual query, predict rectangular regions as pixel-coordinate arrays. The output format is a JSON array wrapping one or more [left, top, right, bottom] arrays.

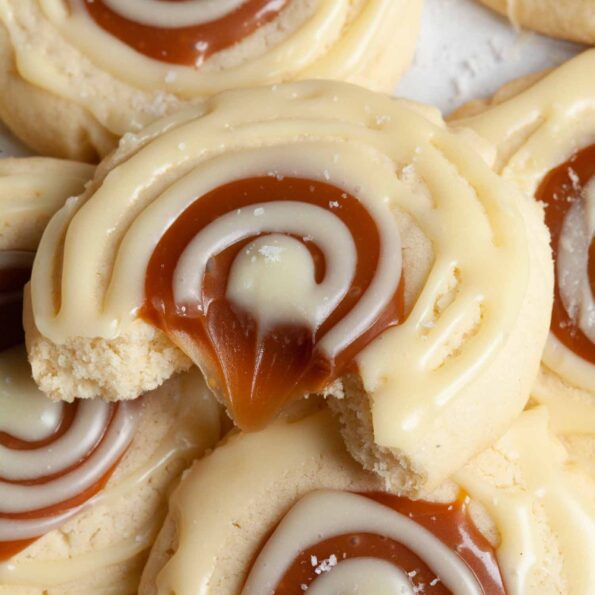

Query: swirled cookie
[[138, 405, 595, 595], [0, 356, 223, 595], [0, 0, 422, 161], [0, 157, 92, 351], [0, 161, 222, 594], [475, 0, 595, 44], [451, 51, 595, 468], [26, 80, 553, 493]]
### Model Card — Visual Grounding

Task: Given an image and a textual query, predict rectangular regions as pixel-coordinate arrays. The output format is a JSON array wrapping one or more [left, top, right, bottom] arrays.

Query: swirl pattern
[[0, 347, 142, 559], [243, 490, 501, 595], [29, 81, 549, 488]]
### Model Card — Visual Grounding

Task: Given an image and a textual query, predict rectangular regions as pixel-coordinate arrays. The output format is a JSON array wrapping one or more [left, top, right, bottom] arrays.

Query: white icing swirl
[[557, 178, 595, 344], [173, 193, 401, 356], [0, 348, 142, 541], [242, 490, 482, 595], [99, 0, 250, 28]]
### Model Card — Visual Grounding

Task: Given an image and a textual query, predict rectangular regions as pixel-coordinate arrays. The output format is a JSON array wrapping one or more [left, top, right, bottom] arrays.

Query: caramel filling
[[262, 493, 505, 594], [0, 403, 120, 561], [142, 176, 404, 430], [536, 143, 595, 363], [0, 251, 33, 352], [82, 0, 290, 66]]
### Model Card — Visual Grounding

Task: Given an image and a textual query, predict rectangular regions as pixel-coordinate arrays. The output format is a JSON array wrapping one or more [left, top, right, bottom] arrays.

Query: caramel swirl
[[536, 143, 595, 364], [81, 0, 290, 66], [142, 176, 403, 430], [0, 349, 142, 560], [244, 490, 505, 595]]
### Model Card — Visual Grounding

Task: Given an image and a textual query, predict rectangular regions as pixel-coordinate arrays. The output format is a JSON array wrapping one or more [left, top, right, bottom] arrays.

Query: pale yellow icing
[[0, 367, 221, 588], [29, 82, 540, 458], [453, 49, 595, 398], [456, 407, 595, 595], [153, 407, 595, 594], [0, 0, 417, 135]]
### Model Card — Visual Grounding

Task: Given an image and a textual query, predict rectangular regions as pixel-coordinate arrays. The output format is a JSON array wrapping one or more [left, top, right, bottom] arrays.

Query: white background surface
[[0, 0, 584, 157]]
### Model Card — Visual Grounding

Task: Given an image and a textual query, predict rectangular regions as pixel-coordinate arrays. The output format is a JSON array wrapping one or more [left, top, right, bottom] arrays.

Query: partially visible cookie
[[0, 0, 423, 160], [0, 357, 223, 595], [476, 0, 595, 44], [139, 404, 595, 595], [450, 50, 595, 441]]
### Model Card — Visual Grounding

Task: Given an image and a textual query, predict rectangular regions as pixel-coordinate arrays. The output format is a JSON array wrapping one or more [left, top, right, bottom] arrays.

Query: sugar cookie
[[0, 358, 222, 594], [0, 0, 423, 161], [25, 80, 554, 494], [451, 50, 595, 440], [139, 405, 595, 595]]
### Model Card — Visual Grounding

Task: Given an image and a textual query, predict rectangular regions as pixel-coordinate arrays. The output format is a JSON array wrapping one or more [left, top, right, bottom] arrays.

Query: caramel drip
[[0, 252, 33, 352], [82, 0, 290, 66], [142, 177, 403, 430], [535, 143, 595, 363], [265, 493, 504, 594]]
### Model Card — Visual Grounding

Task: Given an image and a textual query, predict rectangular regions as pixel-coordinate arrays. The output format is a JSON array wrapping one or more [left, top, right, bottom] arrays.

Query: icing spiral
[[243, 490, 503, 595], [0, 347, 141, 559], [143, 175, 402, 429]]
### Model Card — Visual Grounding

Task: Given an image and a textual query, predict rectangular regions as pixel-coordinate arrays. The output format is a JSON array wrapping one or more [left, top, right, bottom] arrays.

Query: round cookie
[[25, 79, 553, 495], [0, 0, 423, 161], [475, 0, 595, 45], [139, 404, 595, 595], [0, 355, 223, 595], [450, 50, 595, 461]]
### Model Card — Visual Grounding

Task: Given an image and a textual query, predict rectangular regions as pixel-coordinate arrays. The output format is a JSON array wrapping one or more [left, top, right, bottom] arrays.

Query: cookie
[[0, 356, 223, 594], [26, 80, 553, 494], [0, 156, 92, 351], [475, 0, 595, 44], [450, 50, 595, 450], [0, 0, 423, 161], [139, 404, 595, 594]]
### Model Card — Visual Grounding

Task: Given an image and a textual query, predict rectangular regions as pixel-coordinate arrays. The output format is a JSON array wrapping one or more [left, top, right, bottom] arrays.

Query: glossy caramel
[[83, 0, 290, 66], [536, 143, 595, 364], [270, 492, 506, 595], [142, 177, 404, 430]]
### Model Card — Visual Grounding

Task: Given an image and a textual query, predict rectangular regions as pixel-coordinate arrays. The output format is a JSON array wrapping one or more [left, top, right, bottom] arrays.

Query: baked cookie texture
[[0, 364, 223, 595], [139, 405, 595, 595], [450, 50, 595, 440], [476, 0, 595, 44], [0, 157, 93, 250], [25, 79, 553, 495], [0, 0, 423, 161]]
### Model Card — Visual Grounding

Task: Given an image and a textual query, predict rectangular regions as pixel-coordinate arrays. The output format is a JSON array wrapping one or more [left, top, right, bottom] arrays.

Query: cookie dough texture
[[0, 369, 222, 595], [139, 406, 595, 595], [0, 157, 93, 250], [476, 0, 595, 44], [26, 79, 553, 495], [0, 0, 423, 161]]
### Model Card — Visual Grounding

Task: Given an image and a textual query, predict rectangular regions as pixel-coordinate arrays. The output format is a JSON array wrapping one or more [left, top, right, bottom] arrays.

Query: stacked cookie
[[0, 2, 593, 594]]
